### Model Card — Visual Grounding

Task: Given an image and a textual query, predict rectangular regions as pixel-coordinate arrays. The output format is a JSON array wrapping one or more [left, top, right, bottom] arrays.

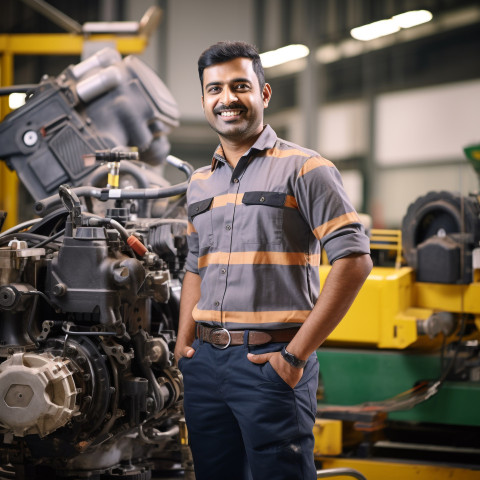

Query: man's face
[[201, 57, 271, 143]]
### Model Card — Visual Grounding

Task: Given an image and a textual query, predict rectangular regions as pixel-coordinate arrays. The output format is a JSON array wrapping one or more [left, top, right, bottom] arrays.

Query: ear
[[201, 95, 205, 110], [262, 83, 272, 108]]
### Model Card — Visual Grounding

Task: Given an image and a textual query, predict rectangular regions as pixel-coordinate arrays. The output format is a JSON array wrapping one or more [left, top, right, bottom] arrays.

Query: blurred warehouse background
[[1, 0, 480, 228]]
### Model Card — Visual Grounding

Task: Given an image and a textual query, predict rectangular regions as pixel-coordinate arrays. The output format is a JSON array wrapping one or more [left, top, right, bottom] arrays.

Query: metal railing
[[317, 467, 367, 480]]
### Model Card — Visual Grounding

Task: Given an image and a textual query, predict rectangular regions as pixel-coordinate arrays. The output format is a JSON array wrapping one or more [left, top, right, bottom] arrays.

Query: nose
[[221, 87, 238, 105]]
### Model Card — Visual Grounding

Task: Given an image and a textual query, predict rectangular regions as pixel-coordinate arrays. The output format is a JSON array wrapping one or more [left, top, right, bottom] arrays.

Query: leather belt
[[196, 324, 299, 349]]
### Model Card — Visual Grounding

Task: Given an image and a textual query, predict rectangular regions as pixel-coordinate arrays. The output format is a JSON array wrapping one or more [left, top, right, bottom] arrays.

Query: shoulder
[[267, 137, 336, 178], [189, 165, 214, 184], [275, 137, 321, 159]]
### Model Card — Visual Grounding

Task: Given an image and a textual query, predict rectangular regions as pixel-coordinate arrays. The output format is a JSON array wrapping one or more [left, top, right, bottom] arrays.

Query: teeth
[[220, 111, 241, 117]]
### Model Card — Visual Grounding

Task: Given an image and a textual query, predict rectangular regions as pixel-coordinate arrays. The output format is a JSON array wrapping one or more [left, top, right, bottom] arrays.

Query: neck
[[220, 141, 249, 168], [219, 128, 263, 168]]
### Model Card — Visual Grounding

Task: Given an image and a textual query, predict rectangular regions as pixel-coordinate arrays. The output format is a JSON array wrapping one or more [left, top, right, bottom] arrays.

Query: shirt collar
[[210, 124, 278, 171]]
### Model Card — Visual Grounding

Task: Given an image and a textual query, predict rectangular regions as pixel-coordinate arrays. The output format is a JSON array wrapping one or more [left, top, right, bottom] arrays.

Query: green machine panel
[[317, 348, 480, 427]]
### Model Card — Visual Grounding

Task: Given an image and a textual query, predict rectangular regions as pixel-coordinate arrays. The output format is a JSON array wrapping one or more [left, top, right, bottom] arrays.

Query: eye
[[235, 83, 250, 91], [207, 86, 221, 94]]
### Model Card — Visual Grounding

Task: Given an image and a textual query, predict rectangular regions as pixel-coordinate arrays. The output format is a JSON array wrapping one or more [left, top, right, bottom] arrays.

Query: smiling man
[[174, 41, 372, 480], [201, 55, 270, 151]]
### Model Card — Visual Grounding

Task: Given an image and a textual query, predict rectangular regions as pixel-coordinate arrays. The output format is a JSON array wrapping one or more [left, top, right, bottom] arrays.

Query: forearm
[[174, 270, 201, 361], [286, 253, 372, 360]]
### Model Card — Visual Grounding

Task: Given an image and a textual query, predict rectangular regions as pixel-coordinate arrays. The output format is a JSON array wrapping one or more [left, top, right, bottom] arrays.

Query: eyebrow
[[205, 77, 252, 90]]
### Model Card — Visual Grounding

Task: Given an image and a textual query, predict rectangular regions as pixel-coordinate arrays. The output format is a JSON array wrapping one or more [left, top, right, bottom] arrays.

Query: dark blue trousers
[[179, 333, 319, 480]]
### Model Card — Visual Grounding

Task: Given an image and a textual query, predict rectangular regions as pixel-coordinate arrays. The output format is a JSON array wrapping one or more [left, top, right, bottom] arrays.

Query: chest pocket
[[241, 191, 286, 245], [188, 197, 215, 248]]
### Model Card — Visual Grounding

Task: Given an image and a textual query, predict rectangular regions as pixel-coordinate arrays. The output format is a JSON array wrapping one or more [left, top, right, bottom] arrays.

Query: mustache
[[213, 104, 247, 115]]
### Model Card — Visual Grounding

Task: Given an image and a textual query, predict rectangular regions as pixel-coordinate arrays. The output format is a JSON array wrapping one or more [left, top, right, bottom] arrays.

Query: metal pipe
[[0, 85, 38, 96], [34, 183, 189, 216], [19, 0, 82, 34], [317, 468, 368, 480]]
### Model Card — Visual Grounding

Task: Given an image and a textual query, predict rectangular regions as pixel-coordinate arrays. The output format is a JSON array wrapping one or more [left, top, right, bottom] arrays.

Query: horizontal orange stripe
[[187, 221, 196, 235], [198, 251, 320, 269], [211, 193, 297, 209], [298, 156, 334, 177], [212, 193, 242, 208], [313, 211, 360, 240], [192, 308, 311, 324], [262, 147, 311, 159], [192, 306, 221, 323], [191, 169, 215, 182]]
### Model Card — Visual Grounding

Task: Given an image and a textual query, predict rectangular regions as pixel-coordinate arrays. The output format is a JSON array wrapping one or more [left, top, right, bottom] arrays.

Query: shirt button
[[233, 178, 239, 183], [221, 268, 226, 274], [226, 225, 231, 230], [214, 301, 220, 307]]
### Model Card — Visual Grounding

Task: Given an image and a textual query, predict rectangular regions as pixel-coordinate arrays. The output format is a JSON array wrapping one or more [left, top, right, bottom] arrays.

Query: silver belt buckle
[[210, 327, 231, 349]]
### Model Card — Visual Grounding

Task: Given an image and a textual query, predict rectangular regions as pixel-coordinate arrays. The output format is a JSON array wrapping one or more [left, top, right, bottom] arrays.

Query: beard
[[209, 121, 252, 140], [207, 108, 262, 142]]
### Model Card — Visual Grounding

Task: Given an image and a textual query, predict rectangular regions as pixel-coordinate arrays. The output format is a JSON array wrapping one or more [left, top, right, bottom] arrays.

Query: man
[[174, 41, 372, 480]]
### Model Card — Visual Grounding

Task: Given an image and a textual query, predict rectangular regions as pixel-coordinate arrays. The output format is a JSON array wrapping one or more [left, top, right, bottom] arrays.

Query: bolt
[[52, 283, 67, 297]]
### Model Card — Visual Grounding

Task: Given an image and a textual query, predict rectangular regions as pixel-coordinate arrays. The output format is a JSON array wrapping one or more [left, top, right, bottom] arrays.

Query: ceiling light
[[260, 44, 310, 68], [351, 10, 432, 41], [351, 19, 400, 41], [392, 10, 433, 28]]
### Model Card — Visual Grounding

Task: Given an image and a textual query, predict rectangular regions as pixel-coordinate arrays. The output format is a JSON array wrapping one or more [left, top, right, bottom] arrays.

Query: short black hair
[[198, 41, 266, 92]]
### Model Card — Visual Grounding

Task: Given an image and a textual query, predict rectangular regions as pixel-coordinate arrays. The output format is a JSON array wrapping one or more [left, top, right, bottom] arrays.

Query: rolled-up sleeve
[[295, 156, 370, 264]]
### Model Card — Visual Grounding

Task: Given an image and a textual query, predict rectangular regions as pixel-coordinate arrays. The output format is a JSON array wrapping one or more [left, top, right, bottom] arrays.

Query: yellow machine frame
[[320, 229, 480, 350]]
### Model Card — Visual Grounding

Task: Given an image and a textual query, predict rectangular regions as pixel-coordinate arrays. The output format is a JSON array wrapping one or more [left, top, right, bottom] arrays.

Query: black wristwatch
[[281, 346, 307, 369]]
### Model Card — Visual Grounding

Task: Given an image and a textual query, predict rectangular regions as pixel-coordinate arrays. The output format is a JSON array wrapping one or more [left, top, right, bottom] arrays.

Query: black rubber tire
[[401, 190, 480, 269]]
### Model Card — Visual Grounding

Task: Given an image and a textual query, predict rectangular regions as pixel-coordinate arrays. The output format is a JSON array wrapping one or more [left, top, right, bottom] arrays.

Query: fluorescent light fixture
[[392, 10, 433, 28], [351, 10, 432, 41], [9, 93, 26, 110], [351, 19, 400, 41], [260, 44, 310, 68]]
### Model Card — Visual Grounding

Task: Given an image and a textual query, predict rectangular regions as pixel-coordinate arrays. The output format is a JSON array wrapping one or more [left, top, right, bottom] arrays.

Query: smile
[[219, 110, 242, 117]]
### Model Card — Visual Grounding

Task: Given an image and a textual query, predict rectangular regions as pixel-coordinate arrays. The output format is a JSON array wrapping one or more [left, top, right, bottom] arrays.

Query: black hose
[[34, 182, 189, 217], [0, 84, 38, 95], [0, 232, 61, 247]]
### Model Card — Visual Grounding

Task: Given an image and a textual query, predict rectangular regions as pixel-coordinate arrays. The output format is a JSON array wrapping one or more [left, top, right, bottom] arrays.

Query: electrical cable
[[34, 228, 65, 248], [0, 232, 57, 246], [0, 218, 42, 237]]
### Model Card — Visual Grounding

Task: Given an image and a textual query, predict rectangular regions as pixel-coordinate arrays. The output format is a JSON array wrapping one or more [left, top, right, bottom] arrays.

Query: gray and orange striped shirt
[[185, 125, 370, 330]]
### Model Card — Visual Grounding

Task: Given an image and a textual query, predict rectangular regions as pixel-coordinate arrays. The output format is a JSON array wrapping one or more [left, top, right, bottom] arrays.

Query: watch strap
[[281, 346, 307, 369]]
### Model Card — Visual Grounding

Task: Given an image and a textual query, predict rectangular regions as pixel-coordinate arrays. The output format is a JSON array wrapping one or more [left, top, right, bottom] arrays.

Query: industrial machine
[[0, 49, 191, 480], [315, 148, 480, 479]]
